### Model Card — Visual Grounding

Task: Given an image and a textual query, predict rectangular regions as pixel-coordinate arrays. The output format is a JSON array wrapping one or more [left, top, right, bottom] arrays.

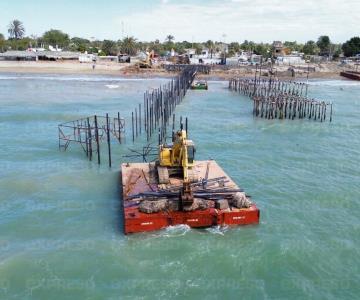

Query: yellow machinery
[[158, 128, 196, 183], [157, 127, 196, 207], [138, 50, 154, 69]]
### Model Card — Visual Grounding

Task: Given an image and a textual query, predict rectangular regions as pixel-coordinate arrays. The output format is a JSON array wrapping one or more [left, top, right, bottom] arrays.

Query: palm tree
[[166, 35, 175, 44], [121, 36, 138, 56], [8, 20, 25, 39], [0, 33, 5, 52], [205, 40, 214, 58]]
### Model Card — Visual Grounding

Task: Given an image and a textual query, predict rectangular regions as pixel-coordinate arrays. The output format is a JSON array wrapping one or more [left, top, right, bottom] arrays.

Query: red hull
[[123, 205, 260, 234], [121, 161, 260, 234]]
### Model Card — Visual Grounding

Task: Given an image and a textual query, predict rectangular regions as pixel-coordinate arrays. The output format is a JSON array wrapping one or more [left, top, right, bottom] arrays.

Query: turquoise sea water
[[0, 73, 359, 299]]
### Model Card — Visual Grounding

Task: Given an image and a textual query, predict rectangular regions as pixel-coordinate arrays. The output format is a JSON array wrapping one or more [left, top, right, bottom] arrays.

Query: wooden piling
[[94, 115, 100, 164], [106, 113, 111, 167], [117, 112, 121, 143], [132, 111, 135, 143], [87, 117, 92, 161]]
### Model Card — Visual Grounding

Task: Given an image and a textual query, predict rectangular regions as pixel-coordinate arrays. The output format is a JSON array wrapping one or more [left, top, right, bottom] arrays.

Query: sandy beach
[[0, 60, 345, 80]]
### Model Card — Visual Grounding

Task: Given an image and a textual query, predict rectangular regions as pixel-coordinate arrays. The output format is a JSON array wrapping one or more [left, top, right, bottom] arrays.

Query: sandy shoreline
[[0, 61, 344, 81]]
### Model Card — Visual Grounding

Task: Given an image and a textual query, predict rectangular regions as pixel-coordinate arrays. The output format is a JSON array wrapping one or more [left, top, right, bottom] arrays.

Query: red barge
[[121, 126, 259, 234], [121, 160, 259, 234]]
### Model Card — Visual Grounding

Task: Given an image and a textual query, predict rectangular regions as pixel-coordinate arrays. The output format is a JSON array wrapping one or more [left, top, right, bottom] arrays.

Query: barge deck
[[121, 160, 259, 234]]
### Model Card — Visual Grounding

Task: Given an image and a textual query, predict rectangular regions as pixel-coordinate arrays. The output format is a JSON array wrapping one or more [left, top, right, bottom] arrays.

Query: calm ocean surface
[[0, 73, 359, 299]]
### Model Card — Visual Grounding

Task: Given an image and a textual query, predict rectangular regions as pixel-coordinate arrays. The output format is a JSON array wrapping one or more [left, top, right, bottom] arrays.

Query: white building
[[276, 55, 305, 65]]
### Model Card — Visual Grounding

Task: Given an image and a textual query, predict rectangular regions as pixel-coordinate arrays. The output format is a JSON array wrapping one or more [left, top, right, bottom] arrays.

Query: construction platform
[[121, 160, 260, 234]]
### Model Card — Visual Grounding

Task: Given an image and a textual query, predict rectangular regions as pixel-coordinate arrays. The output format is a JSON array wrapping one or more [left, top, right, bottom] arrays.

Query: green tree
[[317, 35, 331, 56], [229, 42, 241, 54], [342, 37, 360, 57], [283, 41, 303, 52], [0, 33, 5, 52], [331, 43, 342, 59], [120, 36, 137, 55], [8, 20, 25, 39], [70, 37, 90, 52], [174, 43, 185, 54], [180, 40, 192, 49], [204, 40, 215, 58], [164, 35, 175, 51], [166, 35, 175, 43], [192, 43, 202, 55], [6, 37, 32, 51], [102, 40, 117, 55], [241, 40, 256, 52], [149, 40, 163, 54], [254, 43, 270, 57], [42, 29, 70, 48], [88, 47, 99, 54], [302, 40, 319, 55]]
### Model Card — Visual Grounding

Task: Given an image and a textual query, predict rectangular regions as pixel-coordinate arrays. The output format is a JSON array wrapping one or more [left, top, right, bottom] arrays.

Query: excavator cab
[[157, 128, 197, 184], [186, 143, 195, 164], [157, 127, 197, 209]]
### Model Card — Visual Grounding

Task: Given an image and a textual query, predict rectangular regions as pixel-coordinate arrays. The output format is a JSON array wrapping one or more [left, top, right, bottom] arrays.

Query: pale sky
[[0, 0, 359, 43]]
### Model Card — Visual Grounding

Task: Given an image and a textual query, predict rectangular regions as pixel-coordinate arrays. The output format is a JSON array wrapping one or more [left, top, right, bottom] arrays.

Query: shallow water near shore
[[0, 73, 359, 299]]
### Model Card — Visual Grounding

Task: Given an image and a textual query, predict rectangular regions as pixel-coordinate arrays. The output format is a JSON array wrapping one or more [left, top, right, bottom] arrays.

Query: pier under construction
[[229, 77, 333, 122]]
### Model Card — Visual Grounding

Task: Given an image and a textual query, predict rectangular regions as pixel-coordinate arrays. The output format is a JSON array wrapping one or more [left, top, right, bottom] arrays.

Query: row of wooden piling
[[130, 65, 199, 143], [229, 78, 309, 97], [229, 78, 333, 122], [252, 96, 332, 121]]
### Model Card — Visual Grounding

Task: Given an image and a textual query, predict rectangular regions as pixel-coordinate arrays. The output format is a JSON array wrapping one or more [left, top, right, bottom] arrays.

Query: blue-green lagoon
[[0, 74, 359, 299]]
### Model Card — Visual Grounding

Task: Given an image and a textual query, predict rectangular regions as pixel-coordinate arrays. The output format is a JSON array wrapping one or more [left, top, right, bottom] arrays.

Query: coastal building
[[272, 41, 285, 58], [0, 51, 38, 61], [79, 53, 97, 63], [0, 50, 80, 61], [37, 51, 80, 61], [96, 55, 118, 62], [187, 47, 225, 65], [249, 54, 262, 64], [276, 54, 305, 65], [225, 51, 251, 66], [185, 48, 197, 57], [48, 45, 62, 52], [216, 42, 229, 54]]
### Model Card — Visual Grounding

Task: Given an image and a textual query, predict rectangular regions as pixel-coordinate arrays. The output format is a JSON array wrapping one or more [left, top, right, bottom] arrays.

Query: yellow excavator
[[157, 125, 197, 207], [138, 50, 155, 68]]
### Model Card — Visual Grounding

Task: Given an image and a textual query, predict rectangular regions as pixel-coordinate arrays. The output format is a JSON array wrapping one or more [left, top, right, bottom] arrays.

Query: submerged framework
[[58, 114, 125, 166]]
